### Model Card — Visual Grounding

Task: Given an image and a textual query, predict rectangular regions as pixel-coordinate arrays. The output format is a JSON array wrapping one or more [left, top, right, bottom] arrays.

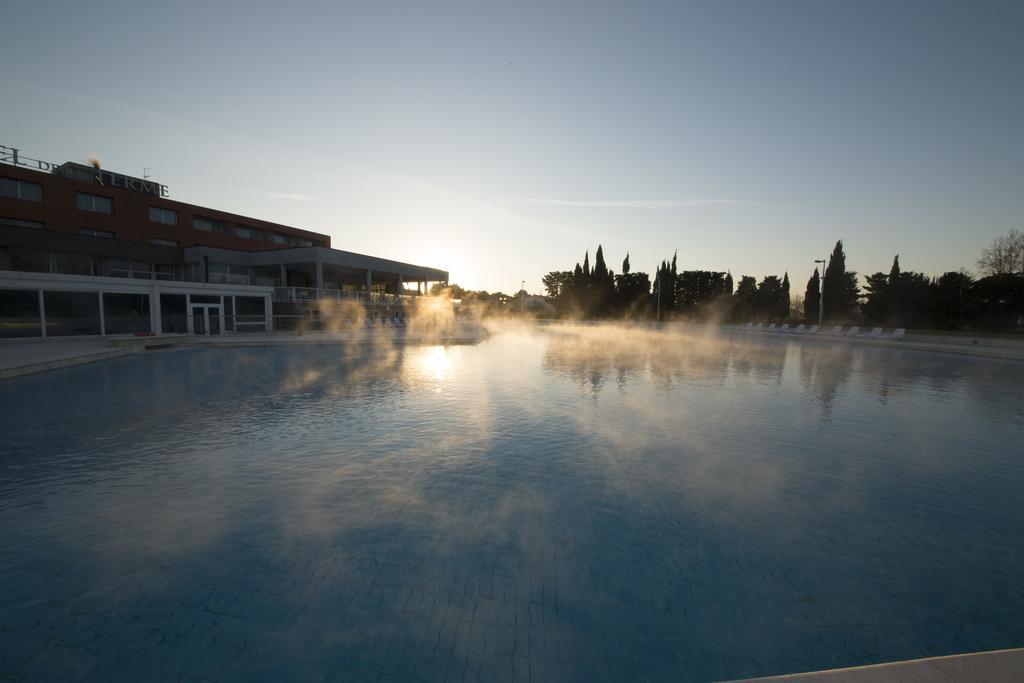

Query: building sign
[[1, 144, 169, 198]]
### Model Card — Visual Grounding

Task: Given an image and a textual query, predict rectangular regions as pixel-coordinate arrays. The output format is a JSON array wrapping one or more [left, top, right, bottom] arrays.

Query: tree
[[861, 272, 890, 323], [929, 271, 973, 329], [733, 276, 758, 321], [542, 271, 573, 300], [804, 268, 820, 323], [622, 253, 631, 275], [781, 272, 791, 320], [977, 229, 1024, 276], [822, 240, 859, 322]]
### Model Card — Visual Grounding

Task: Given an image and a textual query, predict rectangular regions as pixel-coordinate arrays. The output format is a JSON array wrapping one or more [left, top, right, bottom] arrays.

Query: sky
[[4, 0, 1023, 294]]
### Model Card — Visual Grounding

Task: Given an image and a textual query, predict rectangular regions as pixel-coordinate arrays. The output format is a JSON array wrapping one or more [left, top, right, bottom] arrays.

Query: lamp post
[[814, 258, 826, 328], [656, 271, 662, 324]]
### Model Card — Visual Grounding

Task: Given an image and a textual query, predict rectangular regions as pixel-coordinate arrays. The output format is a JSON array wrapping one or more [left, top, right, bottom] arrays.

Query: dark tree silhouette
[[804, 268, 820, 323]]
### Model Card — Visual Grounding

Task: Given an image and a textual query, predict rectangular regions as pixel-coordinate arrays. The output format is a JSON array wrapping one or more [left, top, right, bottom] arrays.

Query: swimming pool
[[1, 327, 1022, 681]]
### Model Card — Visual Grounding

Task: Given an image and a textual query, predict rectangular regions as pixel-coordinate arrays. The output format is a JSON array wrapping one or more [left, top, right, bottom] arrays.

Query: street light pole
[[814, 258, 826, 328], [656, 272, 662, 323]]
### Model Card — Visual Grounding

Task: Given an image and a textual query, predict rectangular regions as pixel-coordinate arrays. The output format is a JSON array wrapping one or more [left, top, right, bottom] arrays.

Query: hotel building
[[0, 145, 448, 338]]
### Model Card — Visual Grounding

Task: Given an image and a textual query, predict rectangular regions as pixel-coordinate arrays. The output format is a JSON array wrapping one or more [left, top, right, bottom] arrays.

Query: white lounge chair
[[867, 327, 882, 338], [846, 326, 860, 336], [793, 324, 806, 334], [892, 328, 906, 339], [807, 324, 819, 334], [745, 322, 753, 330], [754, 323, 764, 331], [767, 323, 777, 332], [831, 325, 844, 335], [779, 323, 791, 333]]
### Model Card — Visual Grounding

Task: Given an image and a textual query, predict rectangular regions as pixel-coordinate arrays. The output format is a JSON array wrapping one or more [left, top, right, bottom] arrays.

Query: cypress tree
[[781, 272, 791, 319], [804, 268, 820, 322], [888, 254, 902, 322], [822, 240, 849, 321], [725, 271, 733, 296], [583, 251, 590, 281], [594, 245, 608, 283], [622, 252, 631, 275]]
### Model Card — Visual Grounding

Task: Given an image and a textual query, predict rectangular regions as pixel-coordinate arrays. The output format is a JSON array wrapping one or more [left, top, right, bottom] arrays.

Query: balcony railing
[[208, 272, 250, 285], [272, 288, 426, 304]]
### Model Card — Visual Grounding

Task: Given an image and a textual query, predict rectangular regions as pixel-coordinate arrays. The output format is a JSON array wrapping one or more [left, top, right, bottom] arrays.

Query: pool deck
[[731, 647, 1024, 682], [0, 326, 489, 379]]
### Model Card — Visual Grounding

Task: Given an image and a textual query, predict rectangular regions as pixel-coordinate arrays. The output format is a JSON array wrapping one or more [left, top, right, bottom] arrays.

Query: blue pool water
[[1, 328, 1023, 682]]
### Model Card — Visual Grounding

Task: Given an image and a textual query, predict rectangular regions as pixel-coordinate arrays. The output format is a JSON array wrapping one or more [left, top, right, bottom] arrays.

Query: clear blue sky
[[4, 0, 1022, 294]]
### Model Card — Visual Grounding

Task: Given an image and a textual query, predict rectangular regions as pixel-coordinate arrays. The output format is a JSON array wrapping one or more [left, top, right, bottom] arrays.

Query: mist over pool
[[1, 326, 1023, 681]]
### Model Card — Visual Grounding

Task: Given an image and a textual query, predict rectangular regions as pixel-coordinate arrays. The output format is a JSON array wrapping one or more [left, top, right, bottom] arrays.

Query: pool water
[[1, 327, 1023, 681]]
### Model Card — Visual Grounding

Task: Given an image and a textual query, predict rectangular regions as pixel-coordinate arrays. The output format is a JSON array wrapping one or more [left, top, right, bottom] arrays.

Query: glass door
[[189, 305, 223, 335]]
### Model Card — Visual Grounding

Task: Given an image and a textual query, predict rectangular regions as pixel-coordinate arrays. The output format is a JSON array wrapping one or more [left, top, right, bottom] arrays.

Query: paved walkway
[[732, 647, 1024, 682], [0, 326, 490, 380], [0, 339, 132, 379]]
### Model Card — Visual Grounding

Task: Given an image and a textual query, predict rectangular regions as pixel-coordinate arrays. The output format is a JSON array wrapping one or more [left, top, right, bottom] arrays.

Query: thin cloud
[[503, 198, 757, 209], [226, 186, 316, 201]]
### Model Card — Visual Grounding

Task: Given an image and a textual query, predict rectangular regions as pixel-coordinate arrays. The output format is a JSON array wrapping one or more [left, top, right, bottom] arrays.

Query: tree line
[[535, 230, 1024, 332]]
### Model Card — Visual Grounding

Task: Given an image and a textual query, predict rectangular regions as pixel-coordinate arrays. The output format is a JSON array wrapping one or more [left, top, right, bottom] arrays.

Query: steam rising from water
[[1, 326, 1022, 680]]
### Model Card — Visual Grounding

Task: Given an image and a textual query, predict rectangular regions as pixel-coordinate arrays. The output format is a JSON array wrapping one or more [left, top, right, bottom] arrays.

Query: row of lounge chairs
[[356, 316, 407, 328], [744, 322, 906, 340]]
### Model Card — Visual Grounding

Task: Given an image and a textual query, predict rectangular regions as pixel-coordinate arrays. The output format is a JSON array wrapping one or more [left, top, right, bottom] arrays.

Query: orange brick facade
[[0, 163, 330, 252]]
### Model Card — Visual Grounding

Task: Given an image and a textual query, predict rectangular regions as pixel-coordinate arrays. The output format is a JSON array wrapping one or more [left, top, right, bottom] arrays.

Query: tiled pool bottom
[[1, 330, 1023, 682]]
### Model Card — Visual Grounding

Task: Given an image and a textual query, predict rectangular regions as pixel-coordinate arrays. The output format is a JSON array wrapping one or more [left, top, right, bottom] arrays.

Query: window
[[0, 216, 44, 230], [150, 238, 179, 247], [78, 228, 115, 239], [103, 293, 151, 335], [271, 233, 290, 245], [235, 225, 262, 240], [104, 259, 130, 278], [76, 192, 113, 214], [0, 247, 49, 273], [208, 262, 249, 284], [184, 262, 202, 282], [160, 293, 187, 333], [148, 206, 178, 225], [0, 289, 42, 338], [154, 263, 176, 280], [193, 215, 226, 233], [54, 253, 96, 276], [0, 177, 43, 201], [43, 291, 101, 336], [130, 261, 153, 279]]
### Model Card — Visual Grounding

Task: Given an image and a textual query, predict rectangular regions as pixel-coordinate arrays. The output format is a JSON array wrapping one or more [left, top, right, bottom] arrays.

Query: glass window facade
[[235, 296, 266, 329], [150, 238, 178, 247], [75, 192, 113, 214], [103, 292, 151, 335], [160, 293, 187, 333], [0, 289, 42, 338], [130, 262, 153, 279], [0, 247, 49, 273], [77, 228, 115, 238], [235, 225, 262, 240], [148, 207, 178, 225], [224, 296, 234, 331], [193, 216, 226, 233], [54, 253, 96, 276], [0, 216, 45, 230], [0, 177, 43, 201], [43, 291, 101, 336]]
